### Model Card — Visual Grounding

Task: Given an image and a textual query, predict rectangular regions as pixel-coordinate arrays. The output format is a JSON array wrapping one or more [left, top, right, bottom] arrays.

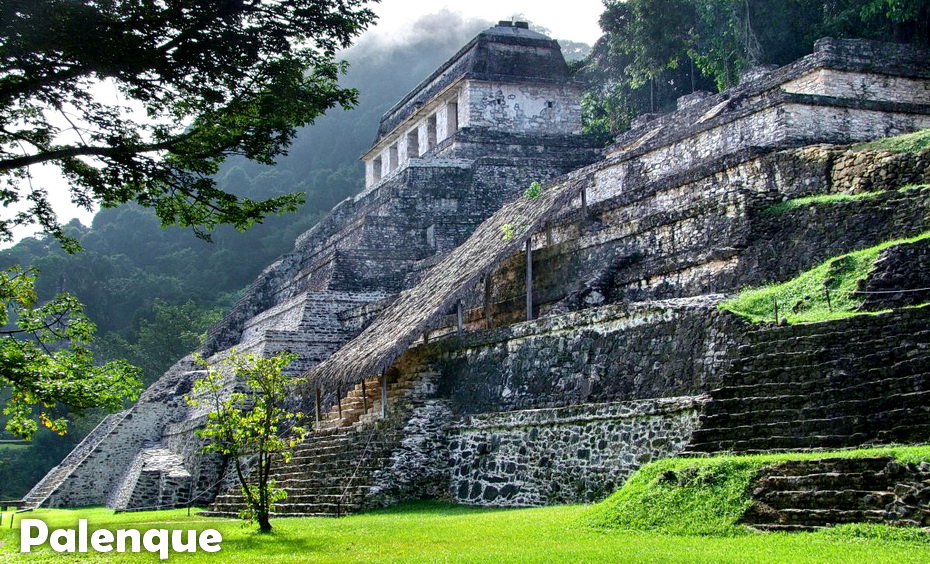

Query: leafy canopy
[[0, 0, 376, 247], [583, 0, 930, 135], [0, 0, 373, 438], [0, 266, 141, 438], [186, 350, 306, 532]]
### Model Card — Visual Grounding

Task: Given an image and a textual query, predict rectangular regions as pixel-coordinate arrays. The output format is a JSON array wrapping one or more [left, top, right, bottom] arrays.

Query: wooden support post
[[361, 378, 368, 413], [336, 384, 342, 420], [581, 186, 588, 218], [314, 387, 321, 429], [456, 299, 464, 335], [381, 371, 388, 418], [483, 276, 493, 329], [526, 238, 534, 321]]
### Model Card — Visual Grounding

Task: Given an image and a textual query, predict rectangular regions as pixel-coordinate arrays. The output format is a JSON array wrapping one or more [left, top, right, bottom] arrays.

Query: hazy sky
[[15, 3, 606, 241], [371, 0, 605, 44]]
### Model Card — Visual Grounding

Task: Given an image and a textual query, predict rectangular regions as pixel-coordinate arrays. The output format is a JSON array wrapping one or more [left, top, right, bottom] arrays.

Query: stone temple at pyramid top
[[362, 21, 585, 189]]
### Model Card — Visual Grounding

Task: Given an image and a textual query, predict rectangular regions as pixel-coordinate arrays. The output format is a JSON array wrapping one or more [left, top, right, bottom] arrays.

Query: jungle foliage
[[582, 0, 930, 135]]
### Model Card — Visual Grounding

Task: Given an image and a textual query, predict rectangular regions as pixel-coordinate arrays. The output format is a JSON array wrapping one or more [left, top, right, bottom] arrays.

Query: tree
[[583, 0, 930, 134], [0, 0, 376, 247], [97, 299, 223, 386], [186, 350, 306, 532], [0, 266, 141, 438], [0, 0, 373, 438]]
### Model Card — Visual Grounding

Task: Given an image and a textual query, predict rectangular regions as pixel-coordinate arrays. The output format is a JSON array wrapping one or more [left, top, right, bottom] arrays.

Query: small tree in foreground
[[186, 350, 306, 532]]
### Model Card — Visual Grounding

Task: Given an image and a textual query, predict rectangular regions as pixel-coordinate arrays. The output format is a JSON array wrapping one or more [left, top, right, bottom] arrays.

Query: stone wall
[[830, 147, 930, 193], [781, 70, 930, 105], [449, 397, 704, 506], [428, 296, 735, 415], [161, 416, 227, 505], [460, 80, 583, 135], [859, 237, 930, 310], [364, 399, 455, 508], [457, 146, 930, 329], [604, 38, 930, 162], [110, 448, 192, 512]]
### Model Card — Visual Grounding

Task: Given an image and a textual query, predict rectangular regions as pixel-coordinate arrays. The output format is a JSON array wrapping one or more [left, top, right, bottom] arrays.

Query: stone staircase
[[685, 308, 930, 454], [20, 410, 131, 510], [316, 376, 385, 430], [203, 365, 429, 517], [743, 457, 930, 531]]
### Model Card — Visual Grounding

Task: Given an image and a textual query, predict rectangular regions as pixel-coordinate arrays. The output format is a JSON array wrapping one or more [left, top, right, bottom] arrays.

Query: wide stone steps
[[725, 359, 930, 392], [206, 366, 431, 518], [698, 391, 930, 428], [740, 457, 930, 531], [754, 489, 896, 510], [699, 393, 930, 428], [738, 328, 929, 354], [755, 508, 888, 527], [687, 308, 930, 454], [697, 402, 930, 438], [206, 501, 363, 517], [689, 412, 930, 453], [317, 372, 423, 430], [213, 487, 369, 504], [725, 347, 930, 386], [739, 312, 929, 349], [271, 461, 390, 479], [686, 434, 868, 454], [206, 429, 382, 517], [710, 367, 929, 400]]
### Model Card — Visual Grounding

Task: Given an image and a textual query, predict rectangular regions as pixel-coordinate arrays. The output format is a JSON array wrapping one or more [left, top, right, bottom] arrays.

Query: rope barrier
[[336, 426, 378, 518], [97, 472, 233, 515], [849, 287, 930, 294]]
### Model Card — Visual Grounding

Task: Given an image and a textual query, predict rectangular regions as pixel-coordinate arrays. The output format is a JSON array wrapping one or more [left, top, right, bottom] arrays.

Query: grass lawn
[[0, 501, 928, 563]]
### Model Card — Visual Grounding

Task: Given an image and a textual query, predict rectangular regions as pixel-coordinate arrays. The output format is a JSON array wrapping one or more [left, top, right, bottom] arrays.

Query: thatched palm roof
[[306, 172, 593, 388]]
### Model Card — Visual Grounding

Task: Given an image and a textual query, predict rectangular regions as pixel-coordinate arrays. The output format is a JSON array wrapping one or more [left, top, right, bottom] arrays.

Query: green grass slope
[[853, 128, 930, 153], [721, 231, 930, 324], [585, 446, 930, 536]]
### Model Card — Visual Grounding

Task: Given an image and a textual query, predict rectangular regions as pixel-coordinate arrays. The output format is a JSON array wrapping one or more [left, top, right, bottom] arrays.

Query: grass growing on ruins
[[3, 494, 930, 564], [853, 127, 930, 153], [761, 184, 930, 217], [720, 231, 930, 324], [761, 190, 886, 216], [586, 445, 930, 537]]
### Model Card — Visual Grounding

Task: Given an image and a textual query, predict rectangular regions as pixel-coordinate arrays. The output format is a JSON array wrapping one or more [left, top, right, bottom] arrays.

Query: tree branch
[[0, 130, 196, 172]]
